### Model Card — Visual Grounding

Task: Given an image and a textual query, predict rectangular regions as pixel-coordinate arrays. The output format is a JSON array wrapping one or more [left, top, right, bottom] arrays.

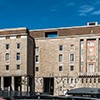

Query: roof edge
[[30, 25, 100, 32]]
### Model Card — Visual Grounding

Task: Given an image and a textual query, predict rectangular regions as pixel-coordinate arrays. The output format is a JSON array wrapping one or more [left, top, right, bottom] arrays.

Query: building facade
[[0, 22, 100, 96], [0, 28, 34, 92], [30, 22, 100, 95]]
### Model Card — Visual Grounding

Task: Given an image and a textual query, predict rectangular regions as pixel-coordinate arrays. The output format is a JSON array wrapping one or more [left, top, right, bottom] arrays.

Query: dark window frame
[[16, 53, 20, 60], [59, 66, 63, 71]]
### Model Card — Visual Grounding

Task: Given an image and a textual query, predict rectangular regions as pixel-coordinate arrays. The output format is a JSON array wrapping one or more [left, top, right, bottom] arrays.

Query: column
[[84, 39, 87, 73], [21, 76, 27, 92], [96, 38, 99, 72], [1, 76, 4, 90], [11, 76, 15, 91]]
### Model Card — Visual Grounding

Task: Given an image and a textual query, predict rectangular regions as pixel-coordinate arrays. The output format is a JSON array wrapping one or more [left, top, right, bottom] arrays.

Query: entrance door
[[43, 77, 54, 95]]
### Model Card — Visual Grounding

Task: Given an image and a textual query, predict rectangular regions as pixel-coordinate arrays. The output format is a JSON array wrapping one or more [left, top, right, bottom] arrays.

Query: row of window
[[81, 78, 100, 83], [59, 54, 74, 62], [5, 64, 20, 70], [35, 45, 75, 53], [35, 45, 75, 63], [5, 35, 21, 39], [6, 43, 20, 49], [36, 65, 74, 72], [59, 44, 75, 51], [35, 54, 75, 63], [5, 53, 20, 61]]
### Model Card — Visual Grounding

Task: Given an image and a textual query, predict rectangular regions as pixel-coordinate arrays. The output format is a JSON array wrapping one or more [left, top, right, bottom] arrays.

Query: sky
[[0, 0, 100, 30]]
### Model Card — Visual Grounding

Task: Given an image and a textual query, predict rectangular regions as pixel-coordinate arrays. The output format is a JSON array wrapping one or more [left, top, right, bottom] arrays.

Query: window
[[16, 53, 20, 60], [70, 65, 74, 71], [16, 65, 20, 70], [90, 78, 92, 83], [16, 35, 21, 38], [45, 32, 58, 38], [88, 64, 94, 73], [70, 44, 74, 49], [67, 78, 69, 83], [6, 36, 10, 39], [35, 47, 39, 53], [71, 78, 73, 83], [36, 55, 39, 63], [86, 78, 88, 83], [82, 78, 84, 83], [6, 44, 9, 49], [6, 65, 9, 70], [59, 45, 63, 51], [94, 78, 96, 83], [36, 67, 39, 71], [75, 79, 77, 83], [5, 53, 9, 60], [17, 43, 20, 49], [59, 66, 62, 71], [70, 54, 74, 61], [59, 54, 63, 62], [98, 78, 100, 83]]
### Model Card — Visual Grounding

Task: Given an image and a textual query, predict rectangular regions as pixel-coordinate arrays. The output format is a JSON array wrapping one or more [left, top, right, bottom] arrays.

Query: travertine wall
[[0, 35, 27, 76], [34, 34, 100, 95], [35, 36, 80, 95]]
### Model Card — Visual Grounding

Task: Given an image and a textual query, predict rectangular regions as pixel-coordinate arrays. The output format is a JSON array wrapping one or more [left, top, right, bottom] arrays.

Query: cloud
[[92, 9, 100, 15], [78, 5, 94, 16]]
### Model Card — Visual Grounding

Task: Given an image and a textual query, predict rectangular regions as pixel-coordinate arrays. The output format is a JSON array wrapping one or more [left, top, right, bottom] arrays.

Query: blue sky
[[0, 0, 100, 30]]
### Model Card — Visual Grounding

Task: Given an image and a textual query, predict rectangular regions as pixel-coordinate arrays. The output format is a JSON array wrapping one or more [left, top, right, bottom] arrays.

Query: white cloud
[[92, 9, 100, 15], [78, 5, 94, 16]]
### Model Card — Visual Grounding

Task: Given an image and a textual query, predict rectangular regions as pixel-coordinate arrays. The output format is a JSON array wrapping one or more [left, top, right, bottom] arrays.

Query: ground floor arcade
[[0, 76, 33, 92]]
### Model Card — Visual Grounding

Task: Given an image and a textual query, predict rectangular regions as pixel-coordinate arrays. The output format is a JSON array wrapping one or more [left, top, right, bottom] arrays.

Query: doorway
[[4, 77, 11, 91], [43, 77, 54, 95]]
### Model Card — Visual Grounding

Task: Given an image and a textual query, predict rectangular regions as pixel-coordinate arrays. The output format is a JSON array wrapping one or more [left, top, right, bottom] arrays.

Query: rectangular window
[[16, 53, 20, 60], [94, 78, 96, 83], [70, 65, 74, 71], [67, 78, 69, 83], [90, 78, 92, 83], [36, 55, 39, 63], [71, 78, 73, 83], [6, 44, 9, 49], [16, 64, 20, 70], [59, 66, 62, 71], [6, 36, 10, 39], [88, 64, 94, 73], [59, 54, 63, 62], [36, 67, 39, 71], [45, 32, 58, 38], [86, 78, 88, 83], [5, 53, 9, 60], [59, 45, 63, 51], [70, 44, 74, 49], [35, 47, 39, 53], [82, 78, 84, 83], [17, 43, 20, 49], [16, 35, 21, 38], [70, 54, 74, 61], [6, 65, 9, 70], [98, 78, 100, 83]]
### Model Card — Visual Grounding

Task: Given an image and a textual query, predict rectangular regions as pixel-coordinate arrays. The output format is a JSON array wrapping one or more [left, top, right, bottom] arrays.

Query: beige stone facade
[[30, 23, 100, 95], [0, 28, 34, 92], [1, 23, 100, 96]]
